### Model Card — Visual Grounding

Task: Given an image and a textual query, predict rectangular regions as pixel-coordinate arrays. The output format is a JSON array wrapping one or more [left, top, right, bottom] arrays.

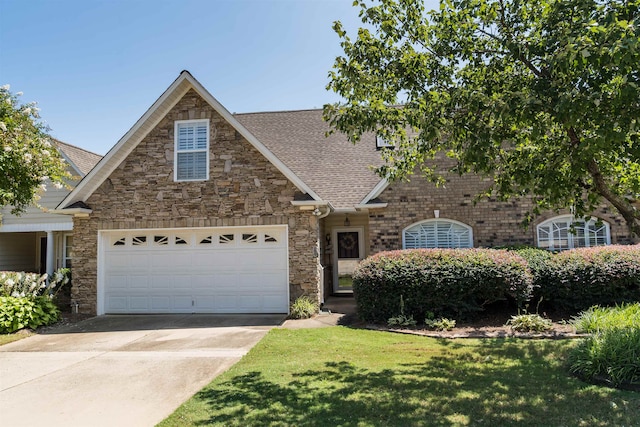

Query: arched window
[[403, 219, 473, 249], [536, 215, 610, 251]]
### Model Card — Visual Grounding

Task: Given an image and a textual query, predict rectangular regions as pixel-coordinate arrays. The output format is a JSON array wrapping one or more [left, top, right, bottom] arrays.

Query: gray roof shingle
[[234, 109, 383, 210], [54, 139, 102, 177]]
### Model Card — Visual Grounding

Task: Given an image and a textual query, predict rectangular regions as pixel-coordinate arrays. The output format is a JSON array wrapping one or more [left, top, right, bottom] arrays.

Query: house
[[0, 140, 101, 277], [55, 71, 638, 315]]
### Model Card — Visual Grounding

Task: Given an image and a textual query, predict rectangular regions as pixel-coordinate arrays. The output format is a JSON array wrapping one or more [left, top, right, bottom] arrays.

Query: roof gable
[[57, 71, 322, 209]]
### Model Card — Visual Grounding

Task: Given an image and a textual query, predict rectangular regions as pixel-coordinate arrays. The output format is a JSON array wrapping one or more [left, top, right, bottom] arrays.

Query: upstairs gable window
[[175, 119, 209, 181]]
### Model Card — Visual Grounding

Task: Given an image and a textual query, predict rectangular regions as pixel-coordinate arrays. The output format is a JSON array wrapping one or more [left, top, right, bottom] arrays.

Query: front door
[[332, 227, 364, 293]]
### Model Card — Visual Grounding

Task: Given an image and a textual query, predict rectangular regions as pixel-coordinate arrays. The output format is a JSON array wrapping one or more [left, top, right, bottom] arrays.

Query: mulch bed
[[341, 306, 586, 339]]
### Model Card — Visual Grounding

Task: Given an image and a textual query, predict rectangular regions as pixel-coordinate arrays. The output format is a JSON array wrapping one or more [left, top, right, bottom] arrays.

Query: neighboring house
[[0, 140, 101, 276], [55, 71, 638, 315]]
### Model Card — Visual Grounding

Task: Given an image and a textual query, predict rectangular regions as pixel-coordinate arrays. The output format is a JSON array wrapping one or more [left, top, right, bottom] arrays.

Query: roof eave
[[360, 178, 389, 205], [49, 208, 92, 217], [354, 203, 388, 211]]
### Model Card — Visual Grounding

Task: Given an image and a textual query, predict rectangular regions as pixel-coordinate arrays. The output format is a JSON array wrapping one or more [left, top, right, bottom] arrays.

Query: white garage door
[[99, 226, 288, 314]]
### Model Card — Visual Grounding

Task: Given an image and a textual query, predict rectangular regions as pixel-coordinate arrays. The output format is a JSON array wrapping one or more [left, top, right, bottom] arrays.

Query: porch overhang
[[49, 208, 92, 217]]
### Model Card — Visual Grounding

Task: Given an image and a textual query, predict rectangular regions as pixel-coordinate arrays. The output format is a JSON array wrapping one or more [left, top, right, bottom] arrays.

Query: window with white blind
[[537, 215, 610, 251], [403, 219, 473, 249], [174, 119, 209, 181]]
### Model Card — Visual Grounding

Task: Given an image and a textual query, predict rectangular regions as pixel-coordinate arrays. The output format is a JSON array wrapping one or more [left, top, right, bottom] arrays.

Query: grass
[[571, 303, 640, 333], [569, 303, 640, 387], [159, 328, 640, 426], [0, 330, 32, 346]]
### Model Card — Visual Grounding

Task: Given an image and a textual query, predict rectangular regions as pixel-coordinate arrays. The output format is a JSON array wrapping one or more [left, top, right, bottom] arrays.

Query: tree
[[0, 85, 69, 214], [325, 0, 640, 235]]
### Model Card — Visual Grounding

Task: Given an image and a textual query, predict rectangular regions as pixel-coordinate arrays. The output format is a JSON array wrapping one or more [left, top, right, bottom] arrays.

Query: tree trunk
[[587, 159, 640, 237]]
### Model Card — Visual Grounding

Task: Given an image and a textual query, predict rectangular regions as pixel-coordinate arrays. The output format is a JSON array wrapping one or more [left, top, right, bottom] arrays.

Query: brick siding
[[369, 165, 637, 253]]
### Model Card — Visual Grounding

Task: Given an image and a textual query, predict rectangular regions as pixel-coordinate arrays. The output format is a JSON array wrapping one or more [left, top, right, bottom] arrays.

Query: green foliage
[[0, 269, 69, 333], [325, 0, 640, 235], [0, 268, 70, 298], [511, 247, 554, 293], [0, 295, 60, 333], [353, 248, 533, 323], [424, 315, 456, 331], [571, 303, 640, 334], [570, 327, 640, 388], [507, 314, 554, 332], [570, 304, 640, 388], [539, 246, 640, 312], [289, 296, 318, 319], [0, 85, 70, 214], [387, 295, 417, 328]]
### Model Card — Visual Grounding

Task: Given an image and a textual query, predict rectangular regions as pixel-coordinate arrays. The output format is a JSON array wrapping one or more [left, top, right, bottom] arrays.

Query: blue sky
[[0, 0, 370, 155]]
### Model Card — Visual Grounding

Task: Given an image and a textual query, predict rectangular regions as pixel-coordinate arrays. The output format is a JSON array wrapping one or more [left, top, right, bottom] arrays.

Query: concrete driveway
[[0, 314, 283, 427]]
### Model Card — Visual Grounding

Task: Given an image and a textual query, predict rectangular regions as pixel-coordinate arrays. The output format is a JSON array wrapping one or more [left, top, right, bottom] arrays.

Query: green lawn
[[159, 328, 640, 426], [0, 331, 31, 346]]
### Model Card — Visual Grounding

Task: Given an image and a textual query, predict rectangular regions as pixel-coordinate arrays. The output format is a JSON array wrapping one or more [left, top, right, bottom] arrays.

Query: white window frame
[[376, 135, 394, 149], [402, 219, 474, 249], [63, 233, 73, 268], [174, 119, 210, 182], [536, 215, 611, 251]]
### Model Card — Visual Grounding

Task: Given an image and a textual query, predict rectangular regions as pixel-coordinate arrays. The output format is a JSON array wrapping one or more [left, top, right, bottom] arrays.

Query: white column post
[[46, 231, 54, 278]]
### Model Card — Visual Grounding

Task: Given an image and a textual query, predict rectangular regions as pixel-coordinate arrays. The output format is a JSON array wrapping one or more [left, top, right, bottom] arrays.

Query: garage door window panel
[[132, 236, 147, 246], [154, 236, 169, 245], [219, 234, 234, 244]]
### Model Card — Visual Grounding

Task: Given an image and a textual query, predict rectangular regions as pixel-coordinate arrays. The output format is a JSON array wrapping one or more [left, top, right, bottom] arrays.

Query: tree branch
[[587, 159, 640, 236]]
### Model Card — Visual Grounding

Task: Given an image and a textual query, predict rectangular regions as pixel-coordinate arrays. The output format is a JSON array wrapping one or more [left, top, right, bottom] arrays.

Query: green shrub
[[569, 303, 640, 388], [539, 246, 640, 313], [0, 295, 60, 333], [424, 316, 456, 331], [0, 269, 70, 298], [289, 296, 318, 319], [571, 303, 640, 334], [353, 248, 533, 323], [387, 295, 417, 328], [569, 327, 640, 387], [510, 247, 554, 298], [387, 314, 417, 328], [506, 313, 553, 332]]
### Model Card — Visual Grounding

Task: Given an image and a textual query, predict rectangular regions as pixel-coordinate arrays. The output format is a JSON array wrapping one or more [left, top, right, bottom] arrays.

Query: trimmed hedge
[[353, 248, 533, 323], [538, 245, 640, 312]]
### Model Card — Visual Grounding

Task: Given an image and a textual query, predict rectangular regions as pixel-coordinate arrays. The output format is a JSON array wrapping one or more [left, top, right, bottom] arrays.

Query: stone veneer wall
[[71, 89, 320, 314], [369, 167, 638, 253]]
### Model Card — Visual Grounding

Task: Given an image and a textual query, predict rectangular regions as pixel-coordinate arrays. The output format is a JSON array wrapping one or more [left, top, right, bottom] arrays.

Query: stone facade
[[71, 89, 321, 314], [368, 166, 638, 253]]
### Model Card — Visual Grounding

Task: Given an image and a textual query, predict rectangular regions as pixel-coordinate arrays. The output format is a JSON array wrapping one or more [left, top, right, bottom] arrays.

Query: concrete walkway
[[0, 314, 283, 427], [281, 295, 357, 329]]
